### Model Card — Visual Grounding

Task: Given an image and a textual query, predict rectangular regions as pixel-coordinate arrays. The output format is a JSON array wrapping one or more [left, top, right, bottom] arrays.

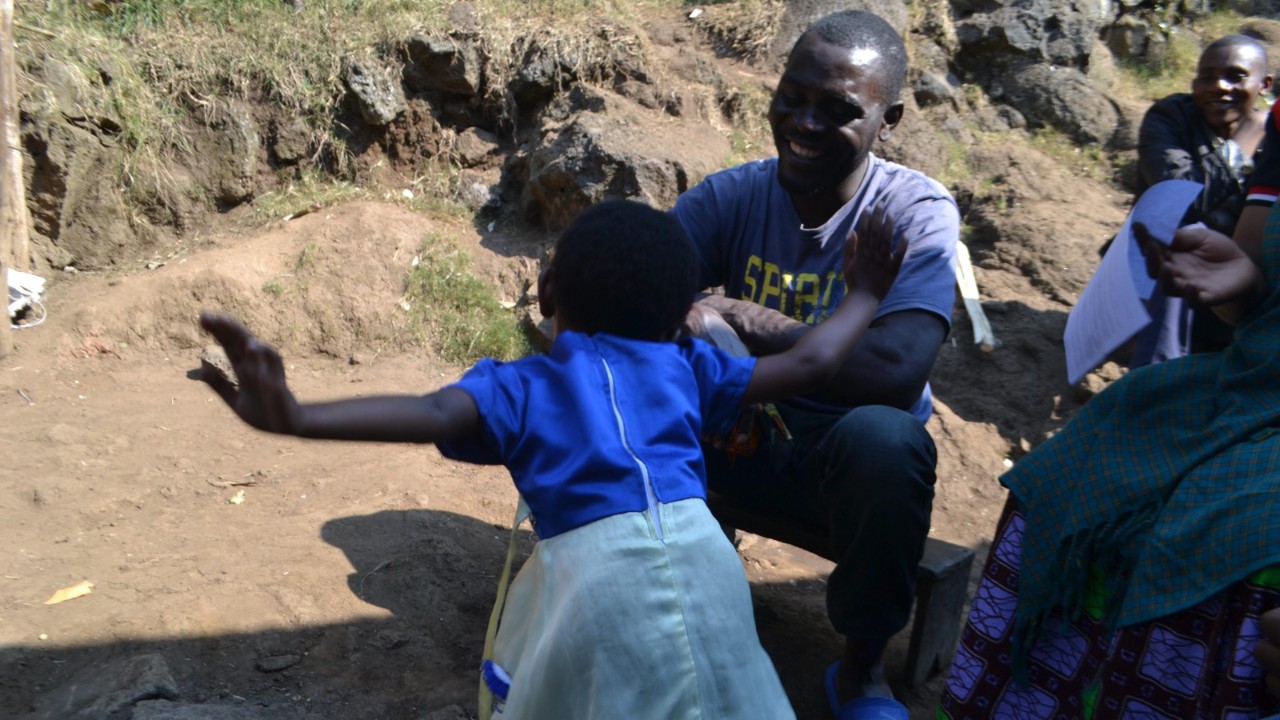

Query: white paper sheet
[[1064, 179, 1203, 384]]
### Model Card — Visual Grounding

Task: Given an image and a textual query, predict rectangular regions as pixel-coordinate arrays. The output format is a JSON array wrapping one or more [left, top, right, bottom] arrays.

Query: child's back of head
[[551, 200, 699, 341]]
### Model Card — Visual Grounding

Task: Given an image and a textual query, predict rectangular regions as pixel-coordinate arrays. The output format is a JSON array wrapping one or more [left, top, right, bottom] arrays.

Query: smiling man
[[1129, 34, 1272, 366], [671, 10, 959, 720]]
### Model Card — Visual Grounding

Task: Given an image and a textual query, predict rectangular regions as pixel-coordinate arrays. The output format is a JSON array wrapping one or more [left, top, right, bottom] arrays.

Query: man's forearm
[[694, 295, 941, 409], [696, 294, 807, 355]]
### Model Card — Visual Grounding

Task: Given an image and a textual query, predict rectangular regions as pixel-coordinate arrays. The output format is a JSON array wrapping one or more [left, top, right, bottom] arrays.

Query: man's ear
[[537, 267, 556, 318], [879, 101, 904, 142]]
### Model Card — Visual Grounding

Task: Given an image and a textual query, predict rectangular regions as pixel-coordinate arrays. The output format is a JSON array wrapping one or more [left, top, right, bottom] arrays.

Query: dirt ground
[[0, 191, 1123, 719]]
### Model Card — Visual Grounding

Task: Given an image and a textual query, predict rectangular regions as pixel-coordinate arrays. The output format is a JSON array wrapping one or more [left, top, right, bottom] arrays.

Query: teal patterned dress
[[939, 206, 1280, 719]]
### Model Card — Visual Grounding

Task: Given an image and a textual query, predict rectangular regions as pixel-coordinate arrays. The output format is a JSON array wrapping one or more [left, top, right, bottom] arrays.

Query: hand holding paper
[[1064, 179, 1203, 384], [1136, 221, 1261, 308]]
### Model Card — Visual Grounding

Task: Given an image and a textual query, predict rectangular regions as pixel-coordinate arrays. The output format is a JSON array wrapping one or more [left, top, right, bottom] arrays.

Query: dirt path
[[0, 201, 1012, 720]]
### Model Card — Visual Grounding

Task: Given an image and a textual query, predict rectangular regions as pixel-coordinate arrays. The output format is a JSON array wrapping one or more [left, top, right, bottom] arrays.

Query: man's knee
[[824, 405, 937, 482]]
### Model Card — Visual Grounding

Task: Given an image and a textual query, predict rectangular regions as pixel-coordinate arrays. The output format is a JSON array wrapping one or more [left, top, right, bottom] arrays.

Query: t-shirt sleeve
[[671, 172, 732, 290], [677, 337, 756, 437], [873, 193, 960, 329], [1247, 101, 1280, 207], [435, 358, 522, 466]]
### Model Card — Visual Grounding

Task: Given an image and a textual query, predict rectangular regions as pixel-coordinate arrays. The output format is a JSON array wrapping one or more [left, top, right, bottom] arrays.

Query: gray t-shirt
[[672, 155, 959, 421]]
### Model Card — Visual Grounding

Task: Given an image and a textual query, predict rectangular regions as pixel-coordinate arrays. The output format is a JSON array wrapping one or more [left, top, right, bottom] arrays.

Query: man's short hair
[[551, 199, 699, 341], [1203, 34, 1269, 66], [797, 10, 908, 102]]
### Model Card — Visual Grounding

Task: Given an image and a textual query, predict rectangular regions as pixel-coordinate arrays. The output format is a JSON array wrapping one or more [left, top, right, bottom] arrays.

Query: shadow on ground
[[4, 508, 971, 720]]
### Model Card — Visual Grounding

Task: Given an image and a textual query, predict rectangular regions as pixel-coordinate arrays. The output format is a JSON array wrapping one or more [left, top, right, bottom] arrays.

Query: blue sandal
[[824, 662, 909, 720]]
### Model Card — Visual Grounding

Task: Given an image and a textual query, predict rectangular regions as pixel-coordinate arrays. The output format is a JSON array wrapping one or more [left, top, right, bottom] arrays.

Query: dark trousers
[[704, 403, 937, 640]]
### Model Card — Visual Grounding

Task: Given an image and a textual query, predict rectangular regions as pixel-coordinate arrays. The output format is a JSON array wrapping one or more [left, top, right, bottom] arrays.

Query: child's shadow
[[320, 508, 535, 623]]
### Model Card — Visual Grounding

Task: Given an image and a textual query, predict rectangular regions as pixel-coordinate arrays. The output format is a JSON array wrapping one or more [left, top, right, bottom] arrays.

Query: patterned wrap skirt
[[939, 502, 1280, 720]]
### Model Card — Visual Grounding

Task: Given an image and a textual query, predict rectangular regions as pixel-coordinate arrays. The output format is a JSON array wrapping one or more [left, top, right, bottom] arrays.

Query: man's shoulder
[[867, 155, 956, 207], [678, 158, 782, 218], [1145, 93, 1195, 119], [702, 157, 778, 186]]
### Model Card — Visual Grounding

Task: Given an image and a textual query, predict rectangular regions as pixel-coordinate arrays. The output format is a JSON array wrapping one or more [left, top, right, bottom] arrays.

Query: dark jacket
[[1136, 93, 1263, 235]]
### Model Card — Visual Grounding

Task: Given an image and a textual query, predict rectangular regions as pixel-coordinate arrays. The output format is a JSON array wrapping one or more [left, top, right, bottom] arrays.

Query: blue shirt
[[671, 155, 959, 422], [437, 331, 755, 539]]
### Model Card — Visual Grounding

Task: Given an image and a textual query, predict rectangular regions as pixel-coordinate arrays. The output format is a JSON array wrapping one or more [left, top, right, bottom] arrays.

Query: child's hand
[[842, 202, 907, 300], [198, 311, 303, 435]]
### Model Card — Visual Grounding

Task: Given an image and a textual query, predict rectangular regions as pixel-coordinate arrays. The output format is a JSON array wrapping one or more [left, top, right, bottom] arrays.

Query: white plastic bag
[[7, 268, 47, 327]]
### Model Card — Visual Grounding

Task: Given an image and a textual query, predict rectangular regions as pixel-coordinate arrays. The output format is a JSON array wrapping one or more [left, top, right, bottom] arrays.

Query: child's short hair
[[551, 200, 699, 341]]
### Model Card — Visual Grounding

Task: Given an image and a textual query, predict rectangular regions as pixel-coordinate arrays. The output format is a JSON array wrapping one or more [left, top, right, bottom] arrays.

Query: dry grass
[[1108, 8, 1255, 102], [13, 0, 681, 171], [694, 0, 784, 62]]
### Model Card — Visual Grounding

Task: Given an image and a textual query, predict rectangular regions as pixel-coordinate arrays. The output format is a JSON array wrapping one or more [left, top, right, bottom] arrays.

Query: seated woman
[[938, 95, 1280, 720], [1131, 34, 1272, 365]]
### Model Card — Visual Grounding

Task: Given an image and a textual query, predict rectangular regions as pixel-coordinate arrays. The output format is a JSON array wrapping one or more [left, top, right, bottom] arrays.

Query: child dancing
[[198, 199, 903, 719]]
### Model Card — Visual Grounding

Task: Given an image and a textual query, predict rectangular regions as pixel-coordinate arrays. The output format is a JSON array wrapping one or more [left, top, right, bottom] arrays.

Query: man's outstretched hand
[[198, 312, 303, 435]]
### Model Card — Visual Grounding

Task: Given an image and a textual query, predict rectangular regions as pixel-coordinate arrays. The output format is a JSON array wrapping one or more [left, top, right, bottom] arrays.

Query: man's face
[[768, 36, 900, 201], [1192, 43, 1271, 136]]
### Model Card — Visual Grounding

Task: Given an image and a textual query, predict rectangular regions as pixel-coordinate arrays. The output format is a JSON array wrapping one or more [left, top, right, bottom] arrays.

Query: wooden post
[[0, 0, 22, 358]]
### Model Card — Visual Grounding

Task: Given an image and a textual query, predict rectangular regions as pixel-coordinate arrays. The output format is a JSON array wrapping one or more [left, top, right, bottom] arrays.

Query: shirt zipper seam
[[599, 355, 664, 541]]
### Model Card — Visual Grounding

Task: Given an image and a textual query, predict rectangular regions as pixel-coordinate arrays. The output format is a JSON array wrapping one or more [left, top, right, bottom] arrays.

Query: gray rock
[[52, 141, 135, 268], [1105, 14, 1151, 61], [1005, 64, 1118, 146], [771, 0, 910, 61], [344, 59, 406, 127], [40, 59, 102, 122], [272, 118, 310, 165], [974, 103, 1028, 132], [446, 2, 480, 32], [914, 71, 959, 107], [455, 169, 501, 210], [521, 105, 728, 230], [402, 36, 483, 96], [1111, 97, 1149, 153], [1225, 0, 1280, 15], [201, 345, 234, 382], [954, 0, 1109, 78], [1087, 37, 1117, 89], [30, 653, 177, 720], [508, 48, 565, 109], [454, 127, 501, 167], [254, 653, 302, 672], [196, 100, 260, 206]]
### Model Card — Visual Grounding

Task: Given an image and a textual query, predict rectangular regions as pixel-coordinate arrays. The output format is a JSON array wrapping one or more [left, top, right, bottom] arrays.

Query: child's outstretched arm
[[740, 213, 906, 406], [199, 312, 479, 444]]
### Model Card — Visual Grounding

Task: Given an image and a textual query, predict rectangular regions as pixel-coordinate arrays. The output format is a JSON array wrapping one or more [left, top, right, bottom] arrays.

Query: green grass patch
[[933, 135, 975, 191], [251, 171, 368, 222], [720, 80, 773, 166], [405, 234, 532, 363], [1027, 128, 1113, 183], [296, 241, 320, 271]]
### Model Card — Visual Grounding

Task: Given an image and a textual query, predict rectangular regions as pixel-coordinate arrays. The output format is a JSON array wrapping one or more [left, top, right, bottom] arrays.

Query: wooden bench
[[707, 490, 975, 688]]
